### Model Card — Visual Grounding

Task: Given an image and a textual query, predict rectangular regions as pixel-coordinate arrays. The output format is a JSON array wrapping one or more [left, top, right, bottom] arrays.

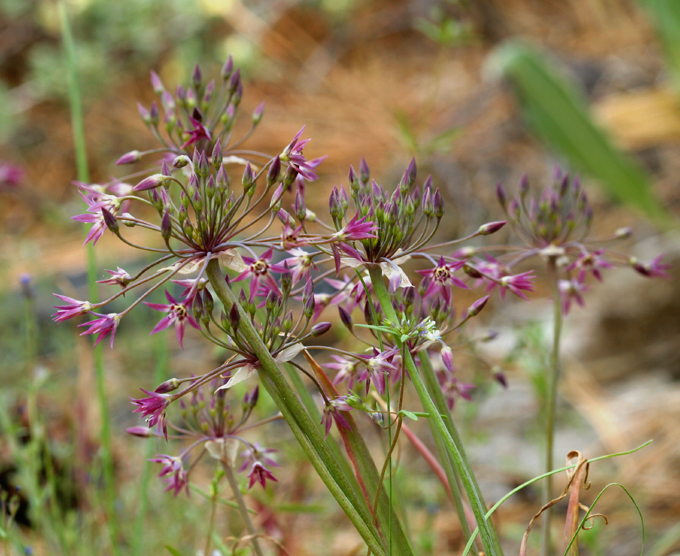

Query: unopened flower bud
[[150, 70, 164, 95], [294, 190, 306, 222], [478, 221, 506, 236], [302, 280, 314, 319], [149, 101, 160, 126], [467, 295, 489, 317], [202, 289, 214, 315], [155, 378, 180, 393], [252, 101, 265, 125], [403, 286, 415, 307], [242, 162, 254, 192], [496, 183, 507, 210], [161, 211, 172, 240], [212, 139, 223, 169], [229, 305, 240, 331], [283, 165, 298, 190], [433, 189, 444, 219], [364, 300, 375, 325], [116, 150, 141, 165], [267, 156, 281, 188], [422, 188, 433, 217], [360, 158, 370, 185], [265, 292, 278, 312], [101, 208, 119, 233], [126, 426, 154, 438], [400, 158, 417, 193], [172, 155, 190, 169], [492, 367, 507, 388], [480, 330, 499, 342], [138, 103, 151, 124], [463, 264, 482, 279], [338, 306, 353, 332], [221, 56, 234, 81], [134, 174, 166, 192], [349, 165, 360, 192], [243, 385, 259, 408], [191, 62, 202, 88], [312, 322, 332, 336], [441, 346, 454, 373], [229, 68, 241, 94]]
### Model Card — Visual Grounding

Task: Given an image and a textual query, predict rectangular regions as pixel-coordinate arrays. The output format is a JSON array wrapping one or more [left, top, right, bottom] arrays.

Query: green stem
[[418, 354, 476, 547], [206, 259, 388, 556], [59, 3, 119, 553], [221, 461, 265, 556], [541, 257, 562, 556], [368, 267, 503, 556], [133, 330, 169, 556], [284, 362, 360, 494]]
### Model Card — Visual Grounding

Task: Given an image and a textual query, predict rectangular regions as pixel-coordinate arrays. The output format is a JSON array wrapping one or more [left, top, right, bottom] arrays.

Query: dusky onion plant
[[54, 59, 667, 556]]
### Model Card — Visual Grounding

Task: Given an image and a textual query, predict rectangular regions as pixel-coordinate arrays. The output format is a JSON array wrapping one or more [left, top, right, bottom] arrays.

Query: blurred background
[[1, 0, 680, 555]]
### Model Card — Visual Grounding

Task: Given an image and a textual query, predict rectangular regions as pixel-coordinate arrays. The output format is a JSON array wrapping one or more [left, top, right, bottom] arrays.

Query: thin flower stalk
[[368, 267, 503, 556]]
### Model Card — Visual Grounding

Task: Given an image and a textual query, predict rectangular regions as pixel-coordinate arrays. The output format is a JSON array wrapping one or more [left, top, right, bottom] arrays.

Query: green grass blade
[[58, 2, 120, 553], [639, 0, 680, 93], [486, 41, 669, 223]]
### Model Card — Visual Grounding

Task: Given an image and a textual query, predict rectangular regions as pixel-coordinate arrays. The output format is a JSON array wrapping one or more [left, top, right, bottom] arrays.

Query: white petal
[[222, 156, 258, 171], [339, 257, 364, 269], [274, 343, 304, 363], [177, 257, 205, 275], [219, 249, 249, 272], [205, 438, 240, 467], [379, 261, 412, 288], [216, 364, 257, 391]]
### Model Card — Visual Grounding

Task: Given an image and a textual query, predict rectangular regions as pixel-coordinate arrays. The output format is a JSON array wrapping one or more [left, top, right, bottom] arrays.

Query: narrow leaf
[[486, 41, 669, 223]]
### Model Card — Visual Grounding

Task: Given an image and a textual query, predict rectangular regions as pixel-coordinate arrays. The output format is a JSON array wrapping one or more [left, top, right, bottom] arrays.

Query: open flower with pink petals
[[232, 248, 289, 302], [418, 256, 469, 304], [52, 294, 92, 322], [131, 389, 172, 439], [149, 454, 188, 496], [145, 291, 200, 348], [499, 271, 536, 300], [78, 312, 121, 348], [280, 127, 317, 180]]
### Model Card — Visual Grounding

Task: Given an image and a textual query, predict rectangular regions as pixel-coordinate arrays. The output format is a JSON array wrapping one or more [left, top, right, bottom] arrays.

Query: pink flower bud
[[115, 150, 141, 165], [133, 174, 166, 192]]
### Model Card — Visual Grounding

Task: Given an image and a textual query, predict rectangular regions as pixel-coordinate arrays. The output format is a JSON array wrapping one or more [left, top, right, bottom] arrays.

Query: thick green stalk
[[59, 3, 119, 553], [284, 362, 360, 494], [368, 267, 503, 556], [206, 260, 388, 556], [417, 354, 475, 547], [541, 257, 562, 556]]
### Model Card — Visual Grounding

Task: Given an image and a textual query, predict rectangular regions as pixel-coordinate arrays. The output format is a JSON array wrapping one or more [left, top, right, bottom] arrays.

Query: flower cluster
[[55, 60, 667, 503], [486, 169, 669, 314], [128, 376, 278, 494]]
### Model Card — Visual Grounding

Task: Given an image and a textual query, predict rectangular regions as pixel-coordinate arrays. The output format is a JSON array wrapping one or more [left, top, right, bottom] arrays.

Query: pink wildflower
[[145, 291, 200, 349], [78, 312, 121, 348], [131, 389, 172, 439], [52, 294, 92, 322], [150, 455, 188, 496]]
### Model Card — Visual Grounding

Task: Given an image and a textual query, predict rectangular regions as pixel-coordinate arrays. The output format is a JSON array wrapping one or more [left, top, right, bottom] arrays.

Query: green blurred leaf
[[486, 41, 669, 223], [398, 409, 419, 421], [394, 110, 419, 153], [164, 545, 184, 556], [639, 0, 680, 93], [423, 126, 462, 154]]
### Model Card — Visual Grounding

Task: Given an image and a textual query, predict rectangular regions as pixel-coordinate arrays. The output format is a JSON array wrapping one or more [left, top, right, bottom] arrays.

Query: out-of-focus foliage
[[1, 0, 223, 109], [486, 42, 669, 223], [639, 0, 680, 94]]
